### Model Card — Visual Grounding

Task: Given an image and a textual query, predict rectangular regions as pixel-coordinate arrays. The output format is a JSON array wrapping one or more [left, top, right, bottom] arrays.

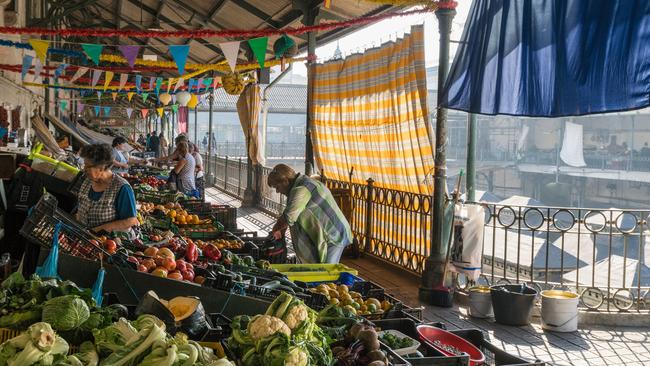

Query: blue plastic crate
[[303, 272, 364, 287]]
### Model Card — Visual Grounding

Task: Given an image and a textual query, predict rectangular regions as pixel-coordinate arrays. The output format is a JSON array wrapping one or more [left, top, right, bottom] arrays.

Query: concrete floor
[[206, 187, 650, 366]]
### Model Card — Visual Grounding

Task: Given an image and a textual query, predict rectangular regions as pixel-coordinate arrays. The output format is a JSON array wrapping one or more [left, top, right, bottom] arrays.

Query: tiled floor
[[205, 187, 650, 366]]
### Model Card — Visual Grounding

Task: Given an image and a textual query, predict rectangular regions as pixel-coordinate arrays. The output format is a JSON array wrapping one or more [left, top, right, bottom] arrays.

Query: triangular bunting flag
[[118, 45, 140, 68], [324, 0, 331, 9], [203, 78, 213, 91], [21, 55, 33, 81], [157, 107, 164, 117], [188, 78, 196, 93], [112, 92, 118, 101], [219, 41, 240, 73], [142, 93, 149, 103], [167, 78, 173, 93], [54, 64, 67, 83], [213, 77, 221, 89], [135, 75, 142, 93], [155, 77, 162, 95], [91, 69, 102, 87], [141, 109, 149, 119], [103, 71, 114, 91], [126, 108, 133, 118], [168, 45, 190, 75], [82, 44, 104, 66], [247, 37, 268, 69], [59, 100, 67, 111], [28, 39, 49, 64], [119, 74, 128, 91], [77, 102, 85, 113], [94, 106, 100, 116], [174, 78, 184, 93], [103, 106, 111, 116], [69, 67, 88, 84], [172, 94, 177, 105], [171, 104, 179, 113], [32, 59, 43, 81], [197, 77, 205, 92], [96, 91, 102, 100], [148, 77, 155, 92], [127, 92, 135, 101]]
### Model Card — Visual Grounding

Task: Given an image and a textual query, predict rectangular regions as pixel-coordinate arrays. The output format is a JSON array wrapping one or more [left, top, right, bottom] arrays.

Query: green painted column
[[419, 2, 457, 306]]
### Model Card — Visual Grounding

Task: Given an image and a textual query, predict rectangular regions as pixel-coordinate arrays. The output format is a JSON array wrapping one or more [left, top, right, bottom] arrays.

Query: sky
[[287, 1, 472, 79]]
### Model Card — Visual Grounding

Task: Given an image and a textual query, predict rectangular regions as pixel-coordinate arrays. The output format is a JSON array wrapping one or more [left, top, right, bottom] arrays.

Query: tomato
[[103, 240, 117, 254]]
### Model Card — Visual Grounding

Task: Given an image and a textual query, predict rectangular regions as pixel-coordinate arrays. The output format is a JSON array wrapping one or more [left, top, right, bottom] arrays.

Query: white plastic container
[[377, 329, 420, 356], [468, 286, 493, 318], [541, 290, 579, 332]]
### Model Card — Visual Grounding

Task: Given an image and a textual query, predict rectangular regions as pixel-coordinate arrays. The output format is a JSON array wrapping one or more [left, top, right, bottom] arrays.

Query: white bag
[[449, 203, 485, 281]]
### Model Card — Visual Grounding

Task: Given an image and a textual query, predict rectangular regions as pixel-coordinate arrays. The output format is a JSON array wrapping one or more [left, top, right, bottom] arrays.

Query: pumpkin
[[222, 72, 246, 95], [135, 291, 208, 339]]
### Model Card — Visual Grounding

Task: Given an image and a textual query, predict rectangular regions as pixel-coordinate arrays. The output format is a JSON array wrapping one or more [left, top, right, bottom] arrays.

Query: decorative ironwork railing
[[205, 161, 649, 312]]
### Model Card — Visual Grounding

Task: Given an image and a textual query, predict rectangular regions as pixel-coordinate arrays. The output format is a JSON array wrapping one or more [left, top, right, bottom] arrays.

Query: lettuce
[[42, 295, 90, 331]]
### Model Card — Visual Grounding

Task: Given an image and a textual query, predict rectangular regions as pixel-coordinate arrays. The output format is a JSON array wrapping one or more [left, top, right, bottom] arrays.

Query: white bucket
[[541, 290, 579, 332], [468, 286, 493, 318]]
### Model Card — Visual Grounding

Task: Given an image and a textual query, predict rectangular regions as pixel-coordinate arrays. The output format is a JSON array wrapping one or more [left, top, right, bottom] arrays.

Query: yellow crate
[[0, 328, 20, 343], [269, 263, 358, 282]]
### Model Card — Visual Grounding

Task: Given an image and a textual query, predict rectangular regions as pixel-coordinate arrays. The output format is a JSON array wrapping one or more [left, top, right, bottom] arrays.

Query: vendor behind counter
[[76, 143, 138, 237]]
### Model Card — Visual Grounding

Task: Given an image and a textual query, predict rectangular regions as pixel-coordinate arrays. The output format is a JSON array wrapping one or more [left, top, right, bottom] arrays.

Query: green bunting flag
[[171, 104, 179, 113], [59, 100, 67, 111], [247, 37, 268, 69], [142, 93, 149, 103], [82, 44, 104, 65]]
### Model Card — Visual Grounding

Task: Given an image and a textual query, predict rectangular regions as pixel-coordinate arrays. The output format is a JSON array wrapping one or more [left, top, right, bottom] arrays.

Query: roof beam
[[124, 0, 224, 60], [164, 0, 227, 30], [229, 0, 280, 28], [115, 0, 123, 29]]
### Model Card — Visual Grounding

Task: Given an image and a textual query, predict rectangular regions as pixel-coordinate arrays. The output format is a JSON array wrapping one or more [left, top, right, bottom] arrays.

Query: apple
[[167, 271, 183, 280], [182, 270, 194, 282], [152, 267, 168, 278], [175, 259, 187, 272], [162, 257, 176, 271], [137, 264, 148, 272], [141, 258, 156, 271], [127, 256, 139, 265], [185, 263, 194, 272], [143, 247, 158, 257], [158, 247, 175, 259], [154, 256, 165, 267]]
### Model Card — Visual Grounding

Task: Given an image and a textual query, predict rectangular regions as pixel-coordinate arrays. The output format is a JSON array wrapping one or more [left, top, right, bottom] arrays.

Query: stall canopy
[[440, 0, 650, 117], [44, 113, 90, 146]]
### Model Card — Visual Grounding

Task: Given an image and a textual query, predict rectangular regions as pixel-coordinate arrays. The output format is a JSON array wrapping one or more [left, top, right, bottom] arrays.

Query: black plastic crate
[[373, 318, 546, 366], [20, 194, 107, 260]]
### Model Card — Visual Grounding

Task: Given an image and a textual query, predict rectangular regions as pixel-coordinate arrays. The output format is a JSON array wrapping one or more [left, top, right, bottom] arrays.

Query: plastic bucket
[[468, 286, 493, 318], [490, 284, 538, 326], [541, 290, 579, 332]]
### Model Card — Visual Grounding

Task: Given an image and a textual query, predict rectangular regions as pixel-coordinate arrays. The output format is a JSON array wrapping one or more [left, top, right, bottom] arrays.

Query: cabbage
[[42, 295, 90, 331]]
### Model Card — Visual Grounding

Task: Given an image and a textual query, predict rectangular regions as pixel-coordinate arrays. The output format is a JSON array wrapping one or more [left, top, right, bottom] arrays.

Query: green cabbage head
[[42, 295, 90, 331]]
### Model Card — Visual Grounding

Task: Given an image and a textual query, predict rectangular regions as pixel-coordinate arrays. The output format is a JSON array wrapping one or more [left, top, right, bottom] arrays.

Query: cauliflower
[[284, 346, 308, 366], [247, 315, 290, 341], [283, 304, 309, 330]]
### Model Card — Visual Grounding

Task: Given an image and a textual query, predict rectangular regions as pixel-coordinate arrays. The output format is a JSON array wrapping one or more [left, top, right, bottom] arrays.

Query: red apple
[[182, 270, 194, 282], [175, 260, 187, 272], [162, 257, 176, 271], [141, 258, 156, 271], [127, 256, 139, 265]]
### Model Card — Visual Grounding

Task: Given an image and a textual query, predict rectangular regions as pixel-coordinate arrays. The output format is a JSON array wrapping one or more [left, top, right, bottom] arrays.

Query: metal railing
[[521, 149, 650, 172], [205, 164, 649, 312], [202, 142, 306, 159], [206, 155, 248, 200]]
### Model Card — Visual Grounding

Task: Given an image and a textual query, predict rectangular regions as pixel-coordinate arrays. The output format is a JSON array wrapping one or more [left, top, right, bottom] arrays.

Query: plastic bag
[[449, 203, 485, 281], [91, 268, 106, 306], [35, 222, 62, 279]]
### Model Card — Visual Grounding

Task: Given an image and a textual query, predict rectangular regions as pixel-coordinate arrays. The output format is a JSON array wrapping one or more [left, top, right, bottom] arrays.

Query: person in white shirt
[[190, 142, 205, 200]]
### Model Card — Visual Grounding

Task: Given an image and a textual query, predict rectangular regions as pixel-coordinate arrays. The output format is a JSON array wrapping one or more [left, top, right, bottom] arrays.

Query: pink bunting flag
[[69, 67, 88, 84], [119, 74, 128, 91], [141, 109, 149, 119], [91, 69, 102, 87], [77, 102, 85, 113]]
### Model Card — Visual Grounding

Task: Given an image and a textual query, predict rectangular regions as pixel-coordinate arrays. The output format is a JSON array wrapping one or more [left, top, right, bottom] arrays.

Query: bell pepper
[[185, 241, 199, 263], [203, 244, 222, 261]]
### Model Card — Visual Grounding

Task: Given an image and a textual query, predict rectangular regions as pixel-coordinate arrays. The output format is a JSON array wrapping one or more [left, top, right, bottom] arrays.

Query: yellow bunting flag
[[156, 107, 164, 117], [103, 71, 114, 91], [28, 39, 49, 64], [111, 92, 118, 101], [127, 92, 134, 101]]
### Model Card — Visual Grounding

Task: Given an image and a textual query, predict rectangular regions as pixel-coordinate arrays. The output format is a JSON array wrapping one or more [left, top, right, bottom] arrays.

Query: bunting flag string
[[0, 8, 434, 39]]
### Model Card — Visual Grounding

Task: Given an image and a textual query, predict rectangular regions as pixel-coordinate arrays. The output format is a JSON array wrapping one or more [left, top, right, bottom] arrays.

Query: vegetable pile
[[378, 332, 414, 350], [0, 315, 234, 366], [331, 323, 389, 366], [0, 273, 122, 344], [227, 292, 333, 366], [309, 283, 392, 316]]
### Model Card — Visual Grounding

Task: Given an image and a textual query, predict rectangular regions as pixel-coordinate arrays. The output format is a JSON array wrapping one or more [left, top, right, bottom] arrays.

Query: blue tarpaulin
[[440, 0, 650, 117]]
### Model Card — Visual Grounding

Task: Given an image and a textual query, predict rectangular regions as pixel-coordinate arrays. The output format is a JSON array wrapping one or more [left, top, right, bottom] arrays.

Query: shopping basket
[[20, 194, 107, 260]]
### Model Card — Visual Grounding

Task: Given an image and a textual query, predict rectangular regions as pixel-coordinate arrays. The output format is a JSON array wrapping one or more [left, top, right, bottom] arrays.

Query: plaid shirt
[[284, 174, 352, 263], [77, 173, 128, 228]]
